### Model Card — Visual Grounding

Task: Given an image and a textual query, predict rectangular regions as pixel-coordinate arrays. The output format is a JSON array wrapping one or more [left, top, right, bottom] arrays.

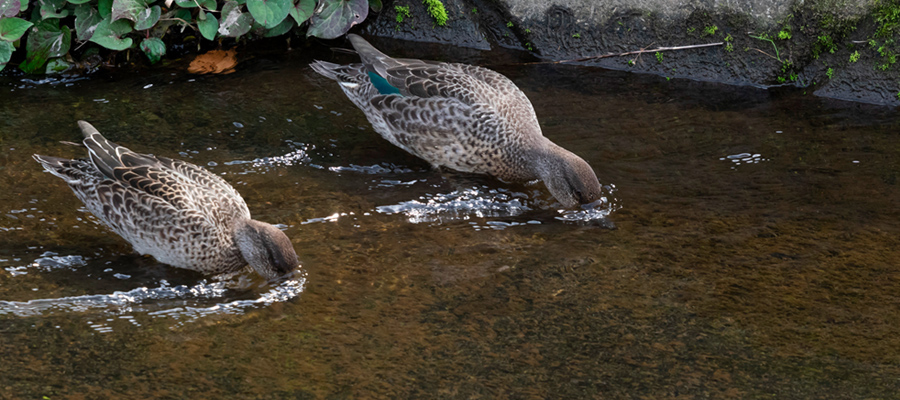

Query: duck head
[[535, 145, 603, 208], [233, 219, 300, 280]]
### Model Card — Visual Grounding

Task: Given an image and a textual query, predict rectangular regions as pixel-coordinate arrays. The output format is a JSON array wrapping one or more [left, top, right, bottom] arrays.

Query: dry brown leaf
[[188, 49, 238, 74]]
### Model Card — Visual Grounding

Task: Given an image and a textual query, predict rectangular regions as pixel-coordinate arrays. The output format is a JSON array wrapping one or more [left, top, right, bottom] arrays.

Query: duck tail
[[32, 154, 83, 184], [309, 60, 343, 81], [79, 120, 126, 179], [347, 34, 390, 71]]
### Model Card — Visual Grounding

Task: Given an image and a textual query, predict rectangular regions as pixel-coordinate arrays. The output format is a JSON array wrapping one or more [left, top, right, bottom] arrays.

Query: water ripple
[[0, 276, 306, 324], [376, 186, 532, 224]]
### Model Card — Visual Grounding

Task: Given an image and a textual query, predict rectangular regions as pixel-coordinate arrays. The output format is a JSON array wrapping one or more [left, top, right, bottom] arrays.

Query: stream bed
[[1, 39, 899, 398]]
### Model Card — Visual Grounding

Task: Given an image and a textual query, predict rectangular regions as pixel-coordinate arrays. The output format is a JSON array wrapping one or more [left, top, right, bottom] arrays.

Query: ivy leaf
[[247, 0, 290, 29], [45, 56, 70, 73], [262, 14, 293, 37], [139, 36, 164, 63], [66, 0, 93, 4], [197, 10, 217, 40], [289, 0, 313, 25], [307, 0, 368, 39], [111, 0, 148, 23], [89, 16, 133, 50], [134, 5, 160, 30], [21, 20, 71, 73], [0, 0, 21, 18], [368, 0, 381, 13], [175, 0, 215, 9], [0, 17, 33, 41], [39, 0, 69, 19], [218, 0, 251, 38], [0, 40, 13, 72], [98, 0, 113, 18], [74, 4, 102, 40]]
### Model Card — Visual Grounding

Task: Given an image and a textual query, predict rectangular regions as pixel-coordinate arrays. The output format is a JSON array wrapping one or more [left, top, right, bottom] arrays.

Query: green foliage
[[247, 0, 291, 29], [394, 5, 409, 24], [139, 36, 163, 63], [423, 0, 446, 26], [778, 27, 791, 40], [874, 0, 900, 38], [778, 60, 797, 83], [750, 33, 781, 62], [0, 17, 31, 41], [826, 67, 834, 78], [724, 33, 733, 52], [849, 50, 860, 62], [21, 19, 71, 73], [0, 0, 376, 73], [871, 0, 899, 71], [813, 35, 837, 58], [702, 25, 717, 36], [655, 51, 662, 63], [505, 21, 512, 28], [307, 0, 369, 39], [572, 33, 579, 38]]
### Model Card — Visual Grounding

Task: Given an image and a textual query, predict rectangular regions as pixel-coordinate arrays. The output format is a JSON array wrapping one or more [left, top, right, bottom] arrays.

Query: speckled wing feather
[[81, 126, 250, 226], [34, 128, 250, 273], [346, 34, 539, 131]]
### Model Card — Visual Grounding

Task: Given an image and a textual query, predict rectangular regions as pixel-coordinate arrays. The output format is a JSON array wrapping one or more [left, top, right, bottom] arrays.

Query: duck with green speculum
[[311, 34, 603, 208], [33, 121, 299, 280]]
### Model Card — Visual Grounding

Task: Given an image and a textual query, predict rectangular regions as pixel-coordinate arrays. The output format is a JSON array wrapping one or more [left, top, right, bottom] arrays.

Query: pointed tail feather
[[79, 120, 125, 179], [310, 60, 343, 81], [33, 154, 82, 184], [347, 34, 393, 77]]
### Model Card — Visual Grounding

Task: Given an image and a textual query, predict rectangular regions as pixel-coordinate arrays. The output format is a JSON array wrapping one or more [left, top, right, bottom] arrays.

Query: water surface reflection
[[1, 41, 899, 398]]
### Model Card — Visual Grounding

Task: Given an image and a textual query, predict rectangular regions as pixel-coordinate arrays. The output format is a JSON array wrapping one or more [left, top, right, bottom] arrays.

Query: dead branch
[[524, 42, 724, 65]]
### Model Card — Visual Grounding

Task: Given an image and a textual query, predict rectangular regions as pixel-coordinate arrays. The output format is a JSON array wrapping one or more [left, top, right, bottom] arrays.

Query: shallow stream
[[1, 38, 899, 398]]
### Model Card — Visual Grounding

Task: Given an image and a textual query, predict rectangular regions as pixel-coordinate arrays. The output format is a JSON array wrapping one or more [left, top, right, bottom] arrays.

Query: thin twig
[[522, 42, 723, 65]]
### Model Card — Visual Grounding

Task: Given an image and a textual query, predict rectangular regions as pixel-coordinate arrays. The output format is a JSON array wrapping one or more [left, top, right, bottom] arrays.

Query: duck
[[33, 121, 299, 280], [310, 34, 602, 208]]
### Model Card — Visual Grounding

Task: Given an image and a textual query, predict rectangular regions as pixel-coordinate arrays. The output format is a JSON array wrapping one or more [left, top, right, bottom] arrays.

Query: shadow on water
[[1, 39, 900, 398]]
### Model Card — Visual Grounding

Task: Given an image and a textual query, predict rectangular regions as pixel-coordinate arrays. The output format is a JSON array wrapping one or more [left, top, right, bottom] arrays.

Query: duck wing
[[78, 121, 250, 223]]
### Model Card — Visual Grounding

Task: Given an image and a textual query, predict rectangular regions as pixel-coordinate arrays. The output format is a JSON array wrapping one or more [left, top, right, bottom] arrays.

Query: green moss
[[572, 33, 581, 38], [423, 0, 448, 27], [871, 0, 899, 70], [655, 51, 663, 63], [778, 27, 792, 40], [849, 50, 860, 62], [812, 35, 837, 58], [703, 25, 718, 36], [395, 5, 411, 24], [826, 67, 834, 78]]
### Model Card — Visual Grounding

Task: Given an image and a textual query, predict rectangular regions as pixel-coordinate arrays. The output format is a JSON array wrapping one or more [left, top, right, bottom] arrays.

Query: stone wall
[[365, 0, 899, 106]]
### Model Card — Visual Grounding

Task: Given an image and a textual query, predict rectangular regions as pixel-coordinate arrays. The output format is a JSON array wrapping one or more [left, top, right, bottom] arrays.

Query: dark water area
[[1, 39, 899, 398]]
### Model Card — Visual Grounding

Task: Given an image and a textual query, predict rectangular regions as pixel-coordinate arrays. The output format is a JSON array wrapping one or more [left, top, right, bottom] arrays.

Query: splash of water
[[375, 186, 532, 224], [0, 276, 306, 324]]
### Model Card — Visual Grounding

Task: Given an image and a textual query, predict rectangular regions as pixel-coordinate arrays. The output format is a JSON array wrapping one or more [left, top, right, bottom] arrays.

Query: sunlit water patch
[[374, 183, 620, 227], [721, 152, 769, 169], [327, 163, 417, 175], [224, 141, 322, 172], [554, 184, 620, 226], [0, 275, 306, 329], [375, 186, 533, 224], [4, 252, 87, 277]]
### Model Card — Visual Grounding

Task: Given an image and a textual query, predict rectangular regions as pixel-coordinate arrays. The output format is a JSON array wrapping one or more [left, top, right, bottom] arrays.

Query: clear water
[[1, 40, 899, 398]]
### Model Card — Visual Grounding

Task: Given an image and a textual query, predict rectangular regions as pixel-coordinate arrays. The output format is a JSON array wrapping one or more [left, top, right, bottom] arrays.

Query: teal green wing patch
[[368, 71, 401, 95]]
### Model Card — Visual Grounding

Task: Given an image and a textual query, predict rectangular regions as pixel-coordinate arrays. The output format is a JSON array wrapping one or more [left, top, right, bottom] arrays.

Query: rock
[[363, 0, 899, 106]]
